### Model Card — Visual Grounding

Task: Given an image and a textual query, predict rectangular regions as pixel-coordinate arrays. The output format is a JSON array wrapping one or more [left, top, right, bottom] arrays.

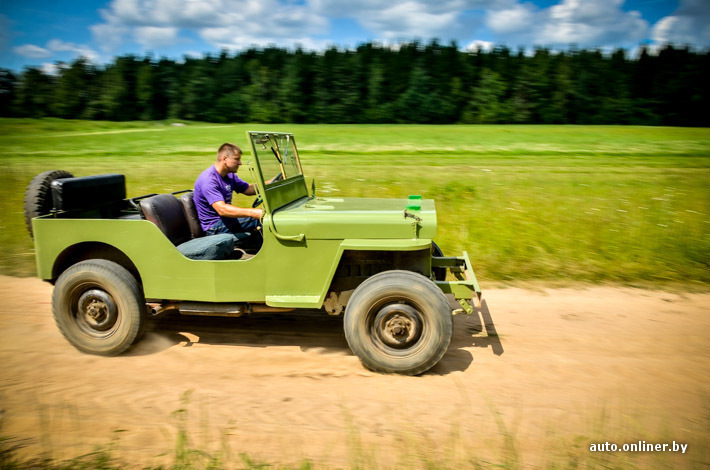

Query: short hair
[[217, 143, 242, 160]]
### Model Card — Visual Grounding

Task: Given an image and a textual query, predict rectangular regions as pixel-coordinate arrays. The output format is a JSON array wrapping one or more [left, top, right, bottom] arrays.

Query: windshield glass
[[249, 132, 302, 186]]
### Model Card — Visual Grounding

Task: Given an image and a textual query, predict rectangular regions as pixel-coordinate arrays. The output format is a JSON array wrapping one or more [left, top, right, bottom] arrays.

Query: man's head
[[217, 143, 242, 174]]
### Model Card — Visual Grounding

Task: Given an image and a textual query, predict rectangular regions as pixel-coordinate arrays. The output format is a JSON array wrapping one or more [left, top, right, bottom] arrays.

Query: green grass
[[1, 119, 708, 285]]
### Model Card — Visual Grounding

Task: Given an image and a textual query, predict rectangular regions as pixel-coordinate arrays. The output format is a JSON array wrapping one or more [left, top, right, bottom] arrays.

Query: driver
[[193, 143, 263, 239]]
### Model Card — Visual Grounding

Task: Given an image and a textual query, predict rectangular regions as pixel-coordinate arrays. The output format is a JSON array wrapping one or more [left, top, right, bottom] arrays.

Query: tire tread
[[344, 269, 452, 375]]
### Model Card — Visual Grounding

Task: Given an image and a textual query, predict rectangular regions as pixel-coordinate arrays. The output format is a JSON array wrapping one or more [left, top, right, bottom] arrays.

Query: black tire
[[431, 241, 446, 281], [23, 170, 73, 238], [344, 270, 453, 375], [52, 259, 145, 356]]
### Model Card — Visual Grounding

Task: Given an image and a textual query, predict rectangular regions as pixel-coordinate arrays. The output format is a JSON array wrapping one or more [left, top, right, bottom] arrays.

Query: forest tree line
[[0, 41, 708, 126]]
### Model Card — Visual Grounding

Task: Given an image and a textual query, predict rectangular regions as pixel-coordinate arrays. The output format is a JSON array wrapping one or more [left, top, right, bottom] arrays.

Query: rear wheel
[[344, 270, 453, 375], [53, 259, 145, 355], [23, 170, 73, 238]]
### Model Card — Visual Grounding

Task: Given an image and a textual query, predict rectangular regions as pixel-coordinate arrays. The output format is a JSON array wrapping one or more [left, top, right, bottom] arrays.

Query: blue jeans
[[176, 234, 235, 260], [206, 218, 261, 243]]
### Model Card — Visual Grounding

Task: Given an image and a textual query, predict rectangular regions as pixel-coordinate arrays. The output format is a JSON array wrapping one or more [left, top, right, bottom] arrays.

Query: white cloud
[[198, 0, 330, 51], [104, 0, 224, 27], [13, 39, 99, 65], [485, 0, 648, 48], [134, 26, 178, 48], [651, 0, 710, 47], [465, 39, 494, 52], [199, 27, 332, 52], [91, 0, 329, 52], [311, 0, 500, 41], [13, 44, 51, 59], [486, 4, 536, 34], [91, 21, 130, 52], [310, 0, 502, 17], [47, 39, 100, 62], [357, 2, 460, 40], [311, 0, 653, 49], [541, 0, 647, 45], [78, 0, 709, 59], [652, 16, 678, 45], [91, 0, 515, 53], [41, 62, 60, 75]]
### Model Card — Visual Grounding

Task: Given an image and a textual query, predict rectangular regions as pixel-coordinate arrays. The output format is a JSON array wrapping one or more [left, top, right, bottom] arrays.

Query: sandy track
[[0, 275, 708, 468]]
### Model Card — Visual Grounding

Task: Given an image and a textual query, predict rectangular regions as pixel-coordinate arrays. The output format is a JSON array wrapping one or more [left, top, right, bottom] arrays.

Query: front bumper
[[433, 251, 482, 314]]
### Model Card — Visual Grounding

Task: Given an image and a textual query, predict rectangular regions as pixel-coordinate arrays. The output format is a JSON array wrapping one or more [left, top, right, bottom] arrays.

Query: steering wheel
[[252, 172, 284, 208]]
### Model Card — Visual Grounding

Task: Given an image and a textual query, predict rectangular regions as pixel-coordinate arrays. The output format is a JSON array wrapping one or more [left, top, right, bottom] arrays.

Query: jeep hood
[[270, 197, 437, 240]]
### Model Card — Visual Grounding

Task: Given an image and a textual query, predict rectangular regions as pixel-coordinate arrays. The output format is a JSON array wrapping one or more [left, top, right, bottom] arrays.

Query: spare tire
[[24, 170, 74, 238]]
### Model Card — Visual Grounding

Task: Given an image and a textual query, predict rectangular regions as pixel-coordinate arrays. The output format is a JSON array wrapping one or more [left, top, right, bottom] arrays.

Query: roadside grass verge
[[2, 393, 708, 469], [0, 119, 708, 286]]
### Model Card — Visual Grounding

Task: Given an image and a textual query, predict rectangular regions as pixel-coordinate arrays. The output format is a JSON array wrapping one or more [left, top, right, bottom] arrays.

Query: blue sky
[[1, 0, 708, 72]]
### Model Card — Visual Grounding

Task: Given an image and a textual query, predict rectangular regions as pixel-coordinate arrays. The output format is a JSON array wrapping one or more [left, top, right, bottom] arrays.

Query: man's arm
[[243, 183, 258, 196], [243, 176, 279, 196], [211, 200, 262, 219]]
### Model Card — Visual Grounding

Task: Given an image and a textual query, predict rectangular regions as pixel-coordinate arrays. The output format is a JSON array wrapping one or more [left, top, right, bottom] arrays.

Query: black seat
[[139, 194, 191, 246], [139, 194, 236, 260], [177, 190, 260, 254], [179, 191, 204, 238]]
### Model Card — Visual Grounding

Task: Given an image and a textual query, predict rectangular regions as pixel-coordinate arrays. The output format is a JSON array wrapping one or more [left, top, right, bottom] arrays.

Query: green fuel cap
[[406, 195, 422, 210]]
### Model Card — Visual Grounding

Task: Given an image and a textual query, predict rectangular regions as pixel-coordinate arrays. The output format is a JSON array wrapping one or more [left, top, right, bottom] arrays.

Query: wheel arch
[[332, 247, 430, 285], [323, 245, 432, 305], [51, 242, 141, 286]]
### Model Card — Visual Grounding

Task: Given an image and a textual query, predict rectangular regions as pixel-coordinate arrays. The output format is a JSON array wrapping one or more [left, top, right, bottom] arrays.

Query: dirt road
[[0, 275, 708, 468]]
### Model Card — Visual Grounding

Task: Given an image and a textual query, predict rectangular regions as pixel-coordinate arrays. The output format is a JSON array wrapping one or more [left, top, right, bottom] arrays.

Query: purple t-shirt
[[193, 165, 250, 232]]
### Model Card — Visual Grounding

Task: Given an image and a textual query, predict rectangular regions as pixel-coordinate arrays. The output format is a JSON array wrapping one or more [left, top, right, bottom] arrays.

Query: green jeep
[[25, 131, 481, 375]]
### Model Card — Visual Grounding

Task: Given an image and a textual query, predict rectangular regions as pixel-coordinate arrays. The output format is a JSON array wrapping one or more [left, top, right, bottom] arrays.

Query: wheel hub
[[374, 303, 423, 349], [77, 289, 117, 331]]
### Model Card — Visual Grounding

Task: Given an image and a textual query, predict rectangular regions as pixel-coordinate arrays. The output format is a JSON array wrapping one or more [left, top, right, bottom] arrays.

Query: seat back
[[51, 174, 126, 212], [139, 194, 191, 246], [179, 191, 204, 238]]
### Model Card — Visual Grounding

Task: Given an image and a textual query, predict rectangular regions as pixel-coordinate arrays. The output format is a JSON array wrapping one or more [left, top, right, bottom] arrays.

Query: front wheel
[[344, 270, 453, 375], [431, 241, 446, 281], [52, 260, 145, 356]]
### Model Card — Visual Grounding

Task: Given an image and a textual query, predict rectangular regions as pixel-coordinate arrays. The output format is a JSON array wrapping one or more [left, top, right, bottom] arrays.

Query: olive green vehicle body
[[31, 132, 480, 312]]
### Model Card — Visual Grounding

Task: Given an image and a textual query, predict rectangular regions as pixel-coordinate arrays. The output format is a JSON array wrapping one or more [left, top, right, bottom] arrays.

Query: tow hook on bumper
[[433, 250, 482, 315], [455, 298, 474, 315]]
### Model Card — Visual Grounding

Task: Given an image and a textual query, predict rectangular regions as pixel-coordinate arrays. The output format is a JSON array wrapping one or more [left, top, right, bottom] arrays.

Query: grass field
[[0, 118, 708, 285]]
